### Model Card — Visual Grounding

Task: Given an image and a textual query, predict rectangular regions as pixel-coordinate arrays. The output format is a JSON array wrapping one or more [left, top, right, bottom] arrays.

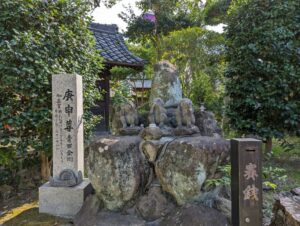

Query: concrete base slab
[[39, 179, 93, 218]]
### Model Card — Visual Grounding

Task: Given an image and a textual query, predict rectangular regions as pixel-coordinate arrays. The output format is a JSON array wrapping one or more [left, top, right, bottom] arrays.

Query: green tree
[[161, 27, 225, 117], [119, 0, 203, 59], [225, 0, 300, 151], [0, 0, 103, 176], [203, 0, 231, 25]]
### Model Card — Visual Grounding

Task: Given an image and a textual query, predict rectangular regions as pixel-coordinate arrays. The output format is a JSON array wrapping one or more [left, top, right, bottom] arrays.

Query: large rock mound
[[194, 109, 223, 137], [270, 189, 300, 226], [155, 135, 229, 205], [87, 136, 150, 210], [73, 195, 146, 226], [136, 185, 175, 221], [75, 195, 146, 226], [159, 203, 228, 226]]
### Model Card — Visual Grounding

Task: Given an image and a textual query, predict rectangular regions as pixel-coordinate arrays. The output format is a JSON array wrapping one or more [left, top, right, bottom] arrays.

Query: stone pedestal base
[[39, 179, 93, 218]]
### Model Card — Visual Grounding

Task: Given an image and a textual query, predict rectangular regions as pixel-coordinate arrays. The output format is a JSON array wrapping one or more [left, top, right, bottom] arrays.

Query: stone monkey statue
[[176, 98, 196, 128], [148, 98, 167, 127], [120, 101, 139, 128]]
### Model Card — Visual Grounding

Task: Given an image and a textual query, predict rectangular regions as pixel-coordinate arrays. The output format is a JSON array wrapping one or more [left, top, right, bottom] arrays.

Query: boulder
[[194, 109, 223, 137], [149, 61, 182, 108], [119, 126, 142, 136], [213, 196, 232, 224], [270, 191, 300, 226], [140, 126, 163, 141], [197, 186, 232, 224], [87, 136, 150, 210], [159, 204, 228, 226], [155, 135, 230, 205], [173, 126, 200, 136], [136, 186, 175, 221], [139, 137, 174, 163], [75, 194, 146, 226], [74, 194, 102, 226]]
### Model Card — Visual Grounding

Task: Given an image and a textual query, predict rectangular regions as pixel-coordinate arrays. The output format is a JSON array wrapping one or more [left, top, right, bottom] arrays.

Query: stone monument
[[39, 74, 92, 218], [149, 61, 183, 108]]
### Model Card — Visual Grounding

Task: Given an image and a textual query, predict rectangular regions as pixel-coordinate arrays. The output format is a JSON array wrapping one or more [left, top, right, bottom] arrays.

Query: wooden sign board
[[231, 138, 263, 226]]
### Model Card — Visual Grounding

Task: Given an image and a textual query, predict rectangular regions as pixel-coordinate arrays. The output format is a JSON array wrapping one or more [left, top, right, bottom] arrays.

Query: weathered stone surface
[[88, 136, 150, 210], [39, 74, 90, 219], [197, 186, 231, 224], [155, 135, 230, 205], [75, 195, 146, 226], [150, 61, 182, 108], [173, 98, 200, 135], [74, 194, 102, 226], [159, 204, 228, 226], [140, 126, 163, 141], [136, 186, 175, 221], [148, 98, 168, 127], [119, 126, 142, 136], [76, 211, 146, 226], [175, 98, 197, 128], [39, 179, 93, 218], [52, 74, 84, 178], [160, 126, 175, 136], [291, 187, 300, 196], [139, 137, 174, 163], [270, 192, 300, 226], [213, 196, 231, 224], [194, 109, 223, 137], [140, 141, 159, 163], [112, 101, 140, 135], [173, 125, 200, 136]]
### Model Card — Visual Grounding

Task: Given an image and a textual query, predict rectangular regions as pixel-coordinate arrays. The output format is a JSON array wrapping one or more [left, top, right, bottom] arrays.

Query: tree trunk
[[40, 151, 51, 181], [265, 137, 272, 153]]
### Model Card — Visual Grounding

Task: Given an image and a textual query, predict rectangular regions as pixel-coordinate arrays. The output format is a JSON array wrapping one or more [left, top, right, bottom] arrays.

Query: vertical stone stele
[[39, 74, 92, 218]]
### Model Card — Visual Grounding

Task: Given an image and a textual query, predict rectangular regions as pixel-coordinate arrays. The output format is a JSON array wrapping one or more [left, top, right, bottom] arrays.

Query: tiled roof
[[90, 23, 146, 68]]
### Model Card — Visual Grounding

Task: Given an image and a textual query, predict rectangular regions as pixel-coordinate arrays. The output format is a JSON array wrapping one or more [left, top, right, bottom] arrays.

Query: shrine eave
[[90, 23, 146, 70]]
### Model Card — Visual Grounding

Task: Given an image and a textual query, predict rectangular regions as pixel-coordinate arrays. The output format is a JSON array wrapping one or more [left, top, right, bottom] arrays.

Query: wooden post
[[231, 138, 263, 226]]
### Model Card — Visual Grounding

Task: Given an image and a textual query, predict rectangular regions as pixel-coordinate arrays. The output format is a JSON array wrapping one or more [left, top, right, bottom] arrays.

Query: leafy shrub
[[263, 166, 287, 190], [205, 164, 287, 191], [204, 164, 231, 189], [0, 0, 103, 167], [225, 0, 300, 140]]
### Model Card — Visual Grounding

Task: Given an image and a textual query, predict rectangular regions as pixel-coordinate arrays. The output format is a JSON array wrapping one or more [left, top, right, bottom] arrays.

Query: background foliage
[[161, 27, 225, 117], [225, 0, 300, 142], [203, 0, 231, 25], [110, 41, 156, 108], [0, 0, 103, 168], [119, 0, 203, 59]]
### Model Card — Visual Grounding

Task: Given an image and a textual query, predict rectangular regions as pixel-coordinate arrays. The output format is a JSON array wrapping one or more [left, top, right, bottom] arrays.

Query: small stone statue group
[[116, 97, 199, 136], [149, 98, 198, 129]]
